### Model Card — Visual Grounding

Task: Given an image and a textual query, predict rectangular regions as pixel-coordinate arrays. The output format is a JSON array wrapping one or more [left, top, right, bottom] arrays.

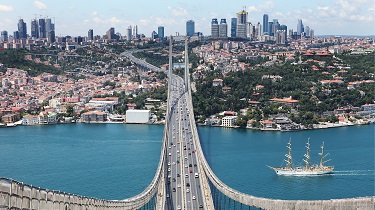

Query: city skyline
[[0, 0, 374, 37]]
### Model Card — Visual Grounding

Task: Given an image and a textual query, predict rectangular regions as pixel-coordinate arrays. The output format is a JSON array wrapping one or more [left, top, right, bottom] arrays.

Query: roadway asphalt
[[165, 75, 204, 210]]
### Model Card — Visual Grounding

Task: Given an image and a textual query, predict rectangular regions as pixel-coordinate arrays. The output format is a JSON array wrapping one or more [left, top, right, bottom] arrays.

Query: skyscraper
[[106, 27, 115, 40], [268, 22, 274, 36], [262, 14, 269, 35], [13, 31, 20, 40], [38, 19, 46, 38], [304, 26, 310, 37], [186, 20, 195, 37], [272, 19, 280, 36], [297, 19, 304, 35], [275, 30, 286, 44], [126, 26, 132, 41], [230, 18, 237, 37], [17, 19, 27, 39], [31, 19, 39, 39], [1, 31, 8, 42], [211, 18, 219, 37], [219, 19, 227, 38], [45, 18, 54, 35], [133, 25, 138, 38], [236, 8, 248, 38], [158, 26, 164, 39], [47, 30, 55, 43], [88, 29, 94, 40]]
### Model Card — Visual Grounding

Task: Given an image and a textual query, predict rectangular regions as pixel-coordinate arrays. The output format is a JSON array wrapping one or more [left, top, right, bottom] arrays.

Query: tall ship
[[268, 138, 334, 176]]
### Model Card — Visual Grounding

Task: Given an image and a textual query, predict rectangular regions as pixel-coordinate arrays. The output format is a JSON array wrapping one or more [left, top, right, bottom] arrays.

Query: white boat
[[268, 138, 334, 176]]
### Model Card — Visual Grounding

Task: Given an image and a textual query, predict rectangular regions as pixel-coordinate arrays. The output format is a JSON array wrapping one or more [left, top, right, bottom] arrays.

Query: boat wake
[[330, 170, 374, 176]]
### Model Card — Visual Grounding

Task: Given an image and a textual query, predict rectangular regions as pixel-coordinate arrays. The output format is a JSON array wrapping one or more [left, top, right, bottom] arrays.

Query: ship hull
[[272, 167, 334, 176]]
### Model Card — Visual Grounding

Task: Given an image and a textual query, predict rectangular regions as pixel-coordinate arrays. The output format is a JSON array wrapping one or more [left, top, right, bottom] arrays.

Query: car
[[173, 144, 176, 147], [189, 169, 193, 173], [177, 173, 180, 177], [177, 183, 181, 188], [177, 205, 181, 210], [173, 188, 176, 192], [188, 148, 190, 150], [166, 194, 170, 198], [186, 183, 190, 187], [173, 162, 175, 165], [192, 196, 196, 200], [177, 160, 180, 164], [186, 188, 190, 193], [177, 150, 180, 153], [185, 174, 189, 178], [185, 156, 188, 159], [169, 146, 171, 149], [168, 162, 171, 166], [185, 165, 188, 168], [172, 178, 176, 182], [169, 153, 171, 156], [168, 168, 171, 172], [194, 163, 197, 167], [192, 150, 195, 153], [199, 204, 203, 208]]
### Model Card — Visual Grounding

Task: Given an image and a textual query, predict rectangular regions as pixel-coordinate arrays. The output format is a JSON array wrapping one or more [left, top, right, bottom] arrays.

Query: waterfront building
[[211, 18, 219, 38], [158, 26, 164, 39], [186, 20, 195, 37], [231, 18, 237, 37], [82, 111, 108, 123], [1, 31, 8, 42], [31, 19, 39, 39], [263, 14, 269, 35], [219, 19, 227, 38], [222, 116, 238, 127], [17, 19, 27, 39], [126, 110, 151, 124], [88, 29, 94, 41]]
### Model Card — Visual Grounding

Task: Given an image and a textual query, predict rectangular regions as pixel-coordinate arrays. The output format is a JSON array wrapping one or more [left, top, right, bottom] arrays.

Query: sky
[[0, 0, 374, 37]]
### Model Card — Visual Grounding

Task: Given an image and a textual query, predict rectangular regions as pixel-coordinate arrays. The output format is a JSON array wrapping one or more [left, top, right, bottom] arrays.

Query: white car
[[177, 183, 181, 188], [168, 168, 171, 172], [186, 188, 190, 193], [192, 196, 196, 200]]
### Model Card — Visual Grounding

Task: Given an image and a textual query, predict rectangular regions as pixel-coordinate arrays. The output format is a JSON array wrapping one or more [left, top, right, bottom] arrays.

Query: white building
[[221, 116, 238, 127], [126, 110, 151, 124]]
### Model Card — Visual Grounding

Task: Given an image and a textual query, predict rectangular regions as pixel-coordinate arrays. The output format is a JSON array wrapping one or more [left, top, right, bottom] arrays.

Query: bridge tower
[[184, 36, 190, 93]]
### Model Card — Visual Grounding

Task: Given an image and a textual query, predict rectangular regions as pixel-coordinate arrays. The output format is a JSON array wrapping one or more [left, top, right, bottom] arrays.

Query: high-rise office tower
[[211, 18, 219, 37], [18, 19, 27, 39], [106, 27, 115, 40], [186, 20, 195, 37], [126, 26, 132, 41], [236, 7, 248, 38], [151, 31, 158, 39], [262, 14, 269, 35], [247, 22, 253, 39], [31, 19, 39, 39], [304, 26, 310, 37], [45, 18, 54, 35], [272, 19, 280, 36], [133, 25, 138, 38], [256, 22, 262, 40], [268, 22, 274, 36], [47, 30, 55, 43], [230, 18, 237, 37], [38, 19, 46, 38], [13, 31, 20, 40], [88, 29, 94, 40], [275, 30, 286, 44], [158, 26, 164, 39], [280, 25, 287, 32], [310, 29, 314, 38], [297, 19, 304, 35], [1, 31, 8, 42], [219, 19, 227, 38]]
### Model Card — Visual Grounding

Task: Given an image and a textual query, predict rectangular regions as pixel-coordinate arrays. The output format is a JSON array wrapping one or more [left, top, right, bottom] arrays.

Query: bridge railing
[[184, 89, 375, 210]]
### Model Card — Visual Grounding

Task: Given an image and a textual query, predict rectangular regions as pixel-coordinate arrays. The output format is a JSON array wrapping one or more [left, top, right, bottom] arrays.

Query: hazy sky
[[0, 0, 374, 37]]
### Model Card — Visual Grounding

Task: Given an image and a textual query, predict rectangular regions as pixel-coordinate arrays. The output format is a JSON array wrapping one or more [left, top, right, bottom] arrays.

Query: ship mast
[[319, 141, 331, 167], [303, 138, 311, 170], [284, 139, 292, 169]]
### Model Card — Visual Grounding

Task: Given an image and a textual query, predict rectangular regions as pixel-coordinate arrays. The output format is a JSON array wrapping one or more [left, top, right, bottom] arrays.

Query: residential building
[[22, 115, 39, 125], [212, 78, 223, 86], [221, 116, 237, 127]]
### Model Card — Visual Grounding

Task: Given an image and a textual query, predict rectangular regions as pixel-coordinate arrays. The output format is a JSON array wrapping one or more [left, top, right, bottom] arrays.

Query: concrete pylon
[[184, 36, 189, 93]]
